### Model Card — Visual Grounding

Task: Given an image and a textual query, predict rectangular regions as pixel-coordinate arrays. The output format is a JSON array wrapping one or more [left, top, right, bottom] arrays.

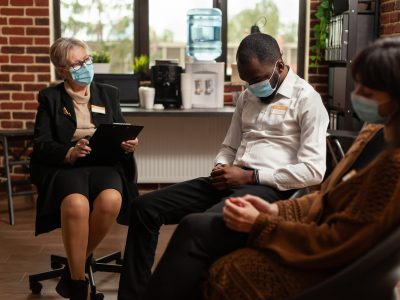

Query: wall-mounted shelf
[[326, 0, 380, 130]]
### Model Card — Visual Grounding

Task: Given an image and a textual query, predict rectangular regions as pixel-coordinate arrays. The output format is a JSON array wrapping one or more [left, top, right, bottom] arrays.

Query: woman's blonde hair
[[50, 37, 90, 67]]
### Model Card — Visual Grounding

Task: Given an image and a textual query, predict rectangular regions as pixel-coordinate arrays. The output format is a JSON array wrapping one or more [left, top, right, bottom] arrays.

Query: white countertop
[[121, 106, 235, 116]]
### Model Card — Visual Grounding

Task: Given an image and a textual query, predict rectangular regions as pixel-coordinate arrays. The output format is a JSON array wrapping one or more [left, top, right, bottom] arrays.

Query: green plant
[[310, 0, 332, 67], [133, 55, 149, 74], [91, 50, 111, 63]]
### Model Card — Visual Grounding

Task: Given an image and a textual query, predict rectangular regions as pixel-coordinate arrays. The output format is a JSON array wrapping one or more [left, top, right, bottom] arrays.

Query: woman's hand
[[70, 138, 91, 161], [223, 197, 260, 233], [241, 194, 279, 216], [121, 138, 139, 153]]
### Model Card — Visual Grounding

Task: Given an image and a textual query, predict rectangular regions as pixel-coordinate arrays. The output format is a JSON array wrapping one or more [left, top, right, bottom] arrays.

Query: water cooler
[[184, 8, 225, 108]]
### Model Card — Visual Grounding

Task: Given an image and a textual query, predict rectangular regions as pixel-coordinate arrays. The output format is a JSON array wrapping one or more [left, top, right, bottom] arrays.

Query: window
[[55, 0, 305, 77], [227, 0, 300, 75], [149, 0, 212, 68], [58, 0, 134, 73]]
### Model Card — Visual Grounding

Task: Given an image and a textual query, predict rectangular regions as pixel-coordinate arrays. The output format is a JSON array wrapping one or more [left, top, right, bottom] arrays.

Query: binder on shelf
[[325, 14, 348, 62]]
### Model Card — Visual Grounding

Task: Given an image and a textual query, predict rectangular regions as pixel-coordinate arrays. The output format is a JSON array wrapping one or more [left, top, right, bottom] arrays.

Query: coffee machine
[[151, 60, 182, 108]]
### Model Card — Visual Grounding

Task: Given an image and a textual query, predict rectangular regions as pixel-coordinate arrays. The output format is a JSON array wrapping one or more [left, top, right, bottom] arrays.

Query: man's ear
[[277, 60, 285, 73]]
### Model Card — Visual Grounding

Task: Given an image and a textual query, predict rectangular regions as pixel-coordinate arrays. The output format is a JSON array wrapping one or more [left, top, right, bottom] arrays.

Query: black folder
[[87, 123, 143, 162]]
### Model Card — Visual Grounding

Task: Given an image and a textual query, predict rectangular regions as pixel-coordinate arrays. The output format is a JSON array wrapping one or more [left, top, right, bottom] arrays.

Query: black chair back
[[293, 225, 400, 300]]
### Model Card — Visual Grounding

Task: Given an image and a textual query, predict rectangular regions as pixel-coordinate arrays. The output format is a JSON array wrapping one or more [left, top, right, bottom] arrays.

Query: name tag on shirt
[[271, 105, 288, 115], [91, 105, 106, 114]]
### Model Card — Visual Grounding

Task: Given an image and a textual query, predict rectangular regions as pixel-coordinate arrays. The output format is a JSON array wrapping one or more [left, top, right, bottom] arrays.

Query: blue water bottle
[[187, 8, 222, 61]]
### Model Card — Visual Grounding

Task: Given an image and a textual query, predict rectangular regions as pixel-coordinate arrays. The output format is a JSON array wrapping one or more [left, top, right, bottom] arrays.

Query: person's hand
[[223, 197, 260, 233], [70, 138, 91, 161], [121, 138, 139, 153], [211, 163, 228, 173], [241, 194, 279, 216], [210, 166, 253, 190]]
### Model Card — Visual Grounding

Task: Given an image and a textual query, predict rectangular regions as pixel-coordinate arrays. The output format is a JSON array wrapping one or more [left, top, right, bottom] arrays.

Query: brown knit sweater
[[205, 124, 400, 300]]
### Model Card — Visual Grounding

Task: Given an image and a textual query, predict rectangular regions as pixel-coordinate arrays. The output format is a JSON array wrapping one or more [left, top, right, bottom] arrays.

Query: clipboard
[[87, 123, 143, 161]]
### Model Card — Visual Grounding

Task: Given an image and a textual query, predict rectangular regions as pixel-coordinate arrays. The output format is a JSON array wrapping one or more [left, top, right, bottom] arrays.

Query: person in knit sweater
[[30, 38, 139, 300], [143, 37, 400, 300]]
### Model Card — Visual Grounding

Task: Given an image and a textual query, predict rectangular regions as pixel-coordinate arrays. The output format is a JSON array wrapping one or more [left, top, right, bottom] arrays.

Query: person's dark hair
[[352, 37, 400, 100], [236, 33, 281, 65], [352, 37, 400, 148]]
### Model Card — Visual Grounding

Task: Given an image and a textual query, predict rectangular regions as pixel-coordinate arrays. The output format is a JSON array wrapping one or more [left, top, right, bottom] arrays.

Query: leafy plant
[[310, 0, 332, 67], [91, 50, 111, 63], [133, 55, 149, 74]]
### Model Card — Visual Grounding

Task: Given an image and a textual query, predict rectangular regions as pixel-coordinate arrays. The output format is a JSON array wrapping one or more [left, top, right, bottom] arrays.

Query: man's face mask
[[246, 61, 279, 99], [69, 63, 94, 86], [350, 92, 390, 124]]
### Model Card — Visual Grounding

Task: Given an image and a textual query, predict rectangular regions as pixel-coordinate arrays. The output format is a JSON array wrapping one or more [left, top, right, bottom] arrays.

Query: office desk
[[121, 107, 235, 183]]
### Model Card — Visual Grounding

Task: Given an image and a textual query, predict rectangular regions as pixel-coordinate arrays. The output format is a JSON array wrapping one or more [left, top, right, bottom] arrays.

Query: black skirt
[[31, 154, 138, 235], [40, 165, 123, 216]]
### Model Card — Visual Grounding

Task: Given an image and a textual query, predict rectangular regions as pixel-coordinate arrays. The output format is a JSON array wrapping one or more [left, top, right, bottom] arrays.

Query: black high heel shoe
[[70, 278, 88, 300], [56, 255, 94, 298]]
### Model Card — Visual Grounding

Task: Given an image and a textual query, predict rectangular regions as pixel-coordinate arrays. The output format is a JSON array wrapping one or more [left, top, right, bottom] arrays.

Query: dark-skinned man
[[118, 33, 329, 300]]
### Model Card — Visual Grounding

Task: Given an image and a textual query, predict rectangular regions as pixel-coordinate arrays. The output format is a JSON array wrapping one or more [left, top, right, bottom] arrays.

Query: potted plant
[[310, 0, 332, 67], [133, 54, 150, 80], [92, 50, 111, 73]]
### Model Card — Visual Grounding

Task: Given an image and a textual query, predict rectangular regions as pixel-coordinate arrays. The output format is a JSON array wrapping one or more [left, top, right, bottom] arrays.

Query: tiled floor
[[0, 194, 175, 300]]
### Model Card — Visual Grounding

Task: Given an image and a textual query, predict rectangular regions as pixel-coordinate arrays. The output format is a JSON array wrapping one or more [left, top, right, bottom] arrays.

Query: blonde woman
[[30, 38, 138, 300]]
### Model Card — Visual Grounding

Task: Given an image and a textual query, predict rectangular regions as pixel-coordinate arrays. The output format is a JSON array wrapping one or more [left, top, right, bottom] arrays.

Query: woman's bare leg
[[86, 189, 122, 257], [60, 194, 90, 280]]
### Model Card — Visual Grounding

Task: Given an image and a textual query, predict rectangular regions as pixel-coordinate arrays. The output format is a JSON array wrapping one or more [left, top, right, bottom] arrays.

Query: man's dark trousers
[[117, 177, 295, 300]]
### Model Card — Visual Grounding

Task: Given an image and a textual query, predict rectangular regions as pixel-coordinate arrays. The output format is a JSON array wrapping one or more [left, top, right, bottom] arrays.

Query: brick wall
[[380, 0, 400, 36], [0, 0, 50, 184], [0, 0, 50, 131], [308, 0, 329, 104]]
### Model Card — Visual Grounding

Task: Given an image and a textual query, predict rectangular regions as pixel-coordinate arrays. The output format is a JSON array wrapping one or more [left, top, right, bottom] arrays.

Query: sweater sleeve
[[247, 151, 400, 271], [276, 191, 319, 222]]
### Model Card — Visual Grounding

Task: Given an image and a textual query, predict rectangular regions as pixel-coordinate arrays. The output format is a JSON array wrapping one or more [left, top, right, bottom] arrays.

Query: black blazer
[[30, 81, 138, 235]]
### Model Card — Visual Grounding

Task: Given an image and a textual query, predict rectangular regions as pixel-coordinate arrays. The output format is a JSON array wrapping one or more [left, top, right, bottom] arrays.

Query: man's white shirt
[[214, 68, 329, 191]]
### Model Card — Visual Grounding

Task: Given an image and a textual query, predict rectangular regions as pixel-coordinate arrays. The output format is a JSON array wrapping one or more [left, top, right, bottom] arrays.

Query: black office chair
[[29, 156, 138, 299], [29, 252, 122, 299], [293, 224, 400, 300], [326, 129, 359, 166], [289, 187, 310, 199]]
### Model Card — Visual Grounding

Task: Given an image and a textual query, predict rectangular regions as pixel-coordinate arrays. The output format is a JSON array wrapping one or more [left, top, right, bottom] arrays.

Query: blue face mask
[[350, 92, 390, 124], [246, 62, 279, 98], [70, 63, 94, 86]]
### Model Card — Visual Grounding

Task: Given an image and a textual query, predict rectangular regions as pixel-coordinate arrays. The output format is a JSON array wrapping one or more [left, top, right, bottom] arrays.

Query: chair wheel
[[91, 292, 104, 300], [51, 262, 63, 269], [30, 281, 43, 294]]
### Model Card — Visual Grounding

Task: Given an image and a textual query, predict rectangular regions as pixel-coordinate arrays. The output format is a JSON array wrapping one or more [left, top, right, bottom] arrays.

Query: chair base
[[29, 251, 122, 298]]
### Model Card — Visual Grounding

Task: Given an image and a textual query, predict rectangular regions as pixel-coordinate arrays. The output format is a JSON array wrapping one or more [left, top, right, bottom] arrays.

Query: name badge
[[271, 105, 288, 115], [91, 105, 106, 114]]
